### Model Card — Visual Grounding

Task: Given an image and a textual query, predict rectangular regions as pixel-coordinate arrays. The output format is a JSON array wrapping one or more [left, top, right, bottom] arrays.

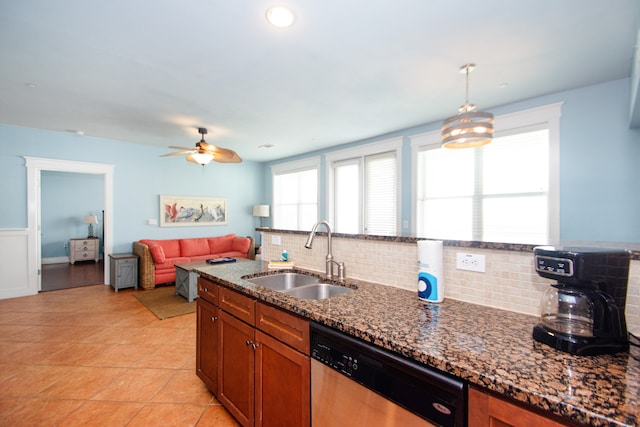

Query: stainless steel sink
[[281, 283, 353, 300], [243, 272, 354, 300], [244, 272, 321, 291]]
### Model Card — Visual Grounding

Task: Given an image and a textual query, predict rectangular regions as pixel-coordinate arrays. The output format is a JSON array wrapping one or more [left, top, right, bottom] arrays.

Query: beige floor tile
[[91, 367, 176, 402], [152, 369, 215, 404], [197, 404, 241, 426], [39, 342, 112, 366], [127, 402, 207, 427], [0, 365, 75, 397], [57, 400, 145, 426], [1, 397, 84, 426], [133, 344, 195, 369], [83, 343, 155, 367], [37, 366, 125, 399]]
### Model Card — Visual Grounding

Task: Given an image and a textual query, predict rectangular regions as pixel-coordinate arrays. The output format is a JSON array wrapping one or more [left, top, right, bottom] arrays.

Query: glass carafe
[[540, 285, 594, 337]]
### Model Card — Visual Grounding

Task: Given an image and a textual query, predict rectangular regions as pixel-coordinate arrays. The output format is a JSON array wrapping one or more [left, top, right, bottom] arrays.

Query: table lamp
[[252, 205, 270, 228], [84, 214, 98, 238]]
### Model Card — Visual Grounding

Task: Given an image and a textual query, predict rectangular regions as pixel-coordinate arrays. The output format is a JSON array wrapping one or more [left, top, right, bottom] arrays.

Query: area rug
[[134, 285, 196, 320]]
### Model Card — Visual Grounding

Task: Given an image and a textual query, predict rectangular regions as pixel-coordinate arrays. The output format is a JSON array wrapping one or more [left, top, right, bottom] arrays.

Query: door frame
[[25, 156, 114, 292]]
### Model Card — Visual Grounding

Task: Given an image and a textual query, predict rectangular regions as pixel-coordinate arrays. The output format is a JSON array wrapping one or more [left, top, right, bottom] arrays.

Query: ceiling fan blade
[[213, 149, 243, 163], [161, 150, 196, 157], [168, 145, 196, 150]]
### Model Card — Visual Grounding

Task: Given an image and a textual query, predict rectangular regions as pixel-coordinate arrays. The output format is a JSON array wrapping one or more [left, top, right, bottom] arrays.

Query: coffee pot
[[532, 246, 630, 355]]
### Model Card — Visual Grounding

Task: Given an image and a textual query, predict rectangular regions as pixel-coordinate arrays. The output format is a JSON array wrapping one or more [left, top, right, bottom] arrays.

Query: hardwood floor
[[0, 284, 239, 426], [41, 261, 105, 292]]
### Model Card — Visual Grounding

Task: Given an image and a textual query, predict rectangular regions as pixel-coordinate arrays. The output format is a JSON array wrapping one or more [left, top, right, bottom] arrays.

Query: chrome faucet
[[304, 220, 345, 281]]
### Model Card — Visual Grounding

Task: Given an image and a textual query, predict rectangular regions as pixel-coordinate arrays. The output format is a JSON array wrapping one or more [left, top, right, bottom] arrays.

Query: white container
[[417, 240, 444, 303]]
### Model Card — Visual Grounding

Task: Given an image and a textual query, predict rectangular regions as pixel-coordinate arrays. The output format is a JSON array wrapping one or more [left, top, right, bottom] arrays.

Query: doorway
[[25, 157, 114, 296]]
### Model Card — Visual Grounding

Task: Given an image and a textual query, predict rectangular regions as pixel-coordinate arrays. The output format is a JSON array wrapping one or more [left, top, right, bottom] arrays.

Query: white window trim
[[270, 156, 321, 228], [409, 102, 562, 242], [324, 137, 403, 233]]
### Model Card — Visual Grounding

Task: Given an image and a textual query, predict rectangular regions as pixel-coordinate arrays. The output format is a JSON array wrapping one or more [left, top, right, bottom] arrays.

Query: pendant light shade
[[442, 64, 494, 149]]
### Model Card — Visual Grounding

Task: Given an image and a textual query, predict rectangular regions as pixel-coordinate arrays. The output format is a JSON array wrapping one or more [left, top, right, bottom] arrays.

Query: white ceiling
[[1, 1, 638, 162]]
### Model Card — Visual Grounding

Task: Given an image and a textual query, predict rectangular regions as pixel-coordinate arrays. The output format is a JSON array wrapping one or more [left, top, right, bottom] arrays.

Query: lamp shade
[[84, 214, 98, 224], [252, 205, 270, 218]]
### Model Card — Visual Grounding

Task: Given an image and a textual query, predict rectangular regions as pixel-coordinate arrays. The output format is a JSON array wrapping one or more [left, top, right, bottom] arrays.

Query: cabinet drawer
[[257, 302, 310, 354], [220, 287, 255, 326], [76, 250, 95, 258], [198, 277, 219, 305]]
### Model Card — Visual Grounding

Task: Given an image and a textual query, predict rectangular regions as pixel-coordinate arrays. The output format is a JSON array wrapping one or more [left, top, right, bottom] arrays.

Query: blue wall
[[41, 171, 104, 258], [0, 127, 264, 253], [264, 78, 640, 244]]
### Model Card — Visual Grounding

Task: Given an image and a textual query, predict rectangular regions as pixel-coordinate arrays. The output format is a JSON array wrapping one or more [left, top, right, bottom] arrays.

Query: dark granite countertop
[[194, 260, 640, 427]]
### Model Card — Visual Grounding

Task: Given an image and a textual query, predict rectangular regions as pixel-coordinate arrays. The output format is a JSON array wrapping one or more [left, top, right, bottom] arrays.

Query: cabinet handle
[[211, 316, 218, 322], [245, 340, 259, 350]]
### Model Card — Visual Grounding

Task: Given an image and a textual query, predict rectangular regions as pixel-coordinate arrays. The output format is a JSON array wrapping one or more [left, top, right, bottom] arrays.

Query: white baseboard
[[42, 256, 70, 265]]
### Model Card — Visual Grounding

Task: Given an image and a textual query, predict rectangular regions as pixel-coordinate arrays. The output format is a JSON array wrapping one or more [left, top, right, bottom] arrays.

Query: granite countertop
[[195, 260, 640, 427]]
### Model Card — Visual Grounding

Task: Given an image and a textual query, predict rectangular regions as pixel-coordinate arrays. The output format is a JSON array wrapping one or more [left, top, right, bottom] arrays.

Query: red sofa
[[132, 234, 254, 289]]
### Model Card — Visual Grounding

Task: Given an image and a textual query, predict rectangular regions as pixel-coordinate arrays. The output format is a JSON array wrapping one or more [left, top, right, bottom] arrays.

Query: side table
[[109, 253, 138, 292]]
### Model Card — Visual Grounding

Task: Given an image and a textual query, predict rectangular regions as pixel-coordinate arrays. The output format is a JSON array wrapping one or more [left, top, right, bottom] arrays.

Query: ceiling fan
[[162, 127, 242, 165]]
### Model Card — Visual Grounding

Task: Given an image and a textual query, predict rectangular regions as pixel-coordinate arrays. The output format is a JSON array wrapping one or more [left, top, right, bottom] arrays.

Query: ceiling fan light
[[266, 7, 295, 28], [190, 152, 214, 165]]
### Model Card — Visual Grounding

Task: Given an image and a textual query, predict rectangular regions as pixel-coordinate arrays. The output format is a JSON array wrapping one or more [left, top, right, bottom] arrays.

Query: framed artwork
[[160, 195, 227, 227]]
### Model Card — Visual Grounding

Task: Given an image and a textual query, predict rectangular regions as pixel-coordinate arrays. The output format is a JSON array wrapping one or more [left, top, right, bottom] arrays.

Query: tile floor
[[0, 284, 239, 426]]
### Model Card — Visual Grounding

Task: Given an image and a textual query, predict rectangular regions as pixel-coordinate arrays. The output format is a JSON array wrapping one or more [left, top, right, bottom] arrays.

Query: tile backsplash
[[260, 230, 640, 335]]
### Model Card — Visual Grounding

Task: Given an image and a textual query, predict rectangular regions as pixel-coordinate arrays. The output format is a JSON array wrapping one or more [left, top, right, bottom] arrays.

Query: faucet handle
[[337, 262, 346, 281]]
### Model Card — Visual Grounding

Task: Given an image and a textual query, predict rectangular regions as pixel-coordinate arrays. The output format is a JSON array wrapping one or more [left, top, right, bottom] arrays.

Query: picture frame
[[160, 195, 227, 227]]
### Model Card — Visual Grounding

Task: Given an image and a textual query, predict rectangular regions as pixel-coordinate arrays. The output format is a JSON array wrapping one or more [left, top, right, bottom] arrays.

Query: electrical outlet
[[456, 253, 486, 273], [271, 235, 281, 246]]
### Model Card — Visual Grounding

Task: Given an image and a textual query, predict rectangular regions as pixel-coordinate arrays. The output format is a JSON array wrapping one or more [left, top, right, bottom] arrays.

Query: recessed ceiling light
[[259, 144, 275, 149], [266, 7, 295, 28]]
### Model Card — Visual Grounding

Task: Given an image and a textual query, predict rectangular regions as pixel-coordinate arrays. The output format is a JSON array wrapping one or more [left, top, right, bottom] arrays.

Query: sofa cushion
[[208, 234, 236, 254], [147, 243, 166, 264], [180, 238, 210, 257], [232, 236, 251, 254], [155, 239, 181, 258]]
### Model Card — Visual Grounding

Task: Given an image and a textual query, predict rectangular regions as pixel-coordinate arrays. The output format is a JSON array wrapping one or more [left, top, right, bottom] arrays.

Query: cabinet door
[[255, 330, 310, 427], [196, 298, 219, 394], [118, 260, 137, 287], [219, 310, 255, 427], [468, 387, 569, 427]]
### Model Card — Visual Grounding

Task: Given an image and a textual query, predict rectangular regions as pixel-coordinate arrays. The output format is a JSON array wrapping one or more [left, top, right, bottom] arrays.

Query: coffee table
[[174, 261, 209, 302]]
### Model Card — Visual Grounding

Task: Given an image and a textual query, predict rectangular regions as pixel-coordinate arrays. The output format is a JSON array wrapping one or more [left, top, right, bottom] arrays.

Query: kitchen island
[[194, 260, 639, 426]]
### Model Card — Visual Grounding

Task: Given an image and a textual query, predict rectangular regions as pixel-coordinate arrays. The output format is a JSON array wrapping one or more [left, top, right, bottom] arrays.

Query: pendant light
[[441, 64, 494, 149]]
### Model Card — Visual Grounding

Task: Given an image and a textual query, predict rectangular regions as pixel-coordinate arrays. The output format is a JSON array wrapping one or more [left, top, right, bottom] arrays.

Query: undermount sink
[[282, 283, 353, 300], [243, 272, 354, 300]]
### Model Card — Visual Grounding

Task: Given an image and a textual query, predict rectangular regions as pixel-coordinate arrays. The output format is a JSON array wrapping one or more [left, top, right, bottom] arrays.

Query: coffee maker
[[532, 246, 630, 355]]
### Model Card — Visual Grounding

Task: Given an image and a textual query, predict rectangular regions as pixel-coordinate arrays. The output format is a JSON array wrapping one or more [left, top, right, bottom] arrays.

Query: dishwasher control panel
[[311, 338, 359, 377]]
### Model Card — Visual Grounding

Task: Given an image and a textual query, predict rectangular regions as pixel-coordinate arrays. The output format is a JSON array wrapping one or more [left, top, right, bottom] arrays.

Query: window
[[411, 103, 561, 244], [271, 158, 319, 231], [326, 138, 401, 235]]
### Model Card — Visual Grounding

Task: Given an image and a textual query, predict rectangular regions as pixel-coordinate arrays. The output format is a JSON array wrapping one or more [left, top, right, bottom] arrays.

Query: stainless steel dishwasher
[[310, 322, 466, 427]]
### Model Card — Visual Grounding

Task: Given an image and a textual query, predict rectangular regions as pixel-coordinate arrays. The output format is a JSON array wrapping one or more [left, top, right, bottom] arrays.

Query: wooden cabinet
[[196, 296, 219, 394], [468, 386, 570, 427], [196, 277, 310, 427], [69, 238, 99, 264], [219, 309, 256, 425], [255, 330, 310, 427]]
